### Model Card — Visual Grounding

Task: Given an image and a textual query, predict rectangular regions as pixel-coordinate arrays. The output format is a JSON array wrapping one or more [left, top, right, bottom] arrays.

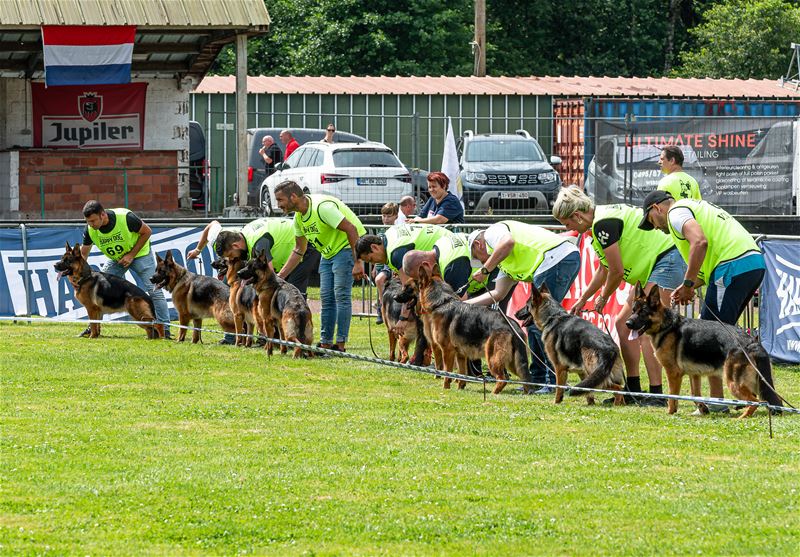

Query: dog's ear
[[164, 250, 174, 262], [529, 284, 542, 305], [418, 265, 430, 285], [65, 241, 71, 251], [539, 282, 551, 296], [634, 281, 645, 299], [647, 284, 662, 307], [72, 243, 81, 256], [156, 252, 163, 263]]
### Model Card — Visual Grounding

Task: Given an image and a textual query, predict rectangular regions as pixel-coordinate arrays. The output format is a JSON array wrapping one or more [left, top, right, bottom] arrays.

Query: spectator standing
[[280, 129, 300, 159], [322, 123, 336, 144], [79, 200, 170, 337], [409, 171, 464, 225], [658, 145, 701, 201], [259, 135, 283, 177], [273, 181, 366, 352]]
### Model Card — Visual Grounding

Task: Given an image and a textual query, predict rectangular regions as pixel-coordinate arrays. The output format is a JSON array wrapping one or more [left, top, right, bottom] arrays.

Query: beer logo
[[79, 93, 102, 123]]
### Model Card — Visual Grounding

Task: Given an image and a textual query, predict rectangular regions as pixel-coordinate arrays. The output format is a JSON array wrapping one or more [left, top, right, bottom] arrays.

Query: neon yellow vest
[[434, 232, 469, 274], [590, 204, 675, 286], [295, 195, 366, 259], [668, 199, 760, 284], [241, 218, 296, 271], [212, 226, 242, 256], [385, 224, 450, 272], [490, 220, 568, 282], [658, 171, 701, 201], [87, 208, 149, 261]]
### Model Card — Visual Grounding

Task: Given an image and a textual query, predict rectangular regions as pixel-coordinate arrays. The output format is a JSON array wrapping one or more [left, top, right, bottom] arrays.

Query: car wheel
[[260, 188, 273, 216]]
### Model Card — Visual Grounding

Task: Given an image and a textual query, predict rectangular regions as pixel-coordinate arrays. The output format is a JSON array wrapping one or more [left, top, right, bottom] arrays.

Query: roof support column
[[236, 33, 249, 207]]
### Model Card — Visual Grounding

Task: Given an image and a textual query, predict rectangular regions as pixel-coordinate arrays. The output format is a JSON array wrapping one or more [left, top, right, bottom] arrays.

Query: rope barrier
[[2, 315, 798, 416]]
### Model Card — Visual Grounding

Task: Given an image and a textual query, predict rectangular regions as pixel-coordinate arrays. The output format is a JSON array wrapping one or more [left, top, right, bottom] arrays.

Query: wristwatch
[[479, 267, 489, 275], [682, 278, 695, 288]]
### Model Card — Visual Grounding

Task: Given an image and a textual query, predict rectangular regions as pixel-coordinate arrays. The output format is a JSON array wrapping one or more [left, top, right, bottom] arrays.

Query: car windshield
[[332, 149, 403, 168], [465, 139, 543, 163]]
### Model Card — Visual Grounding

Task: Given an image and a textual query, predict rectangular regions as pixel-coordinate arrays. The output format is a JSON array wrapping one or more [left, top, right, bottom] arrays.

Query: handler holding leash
[[189, 218, 320, 298], [639, 191, 766, 411], [467, 220, 580, 393], [80, 200, 170, 338], [552, 186, 687, 406], [273, 180, 366, 353]]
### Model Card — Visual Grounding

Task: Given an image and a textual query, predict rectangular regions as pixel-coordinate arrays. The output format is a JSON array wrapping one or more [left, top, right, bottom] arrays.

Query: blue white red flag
[[42, 25, 136, 87]]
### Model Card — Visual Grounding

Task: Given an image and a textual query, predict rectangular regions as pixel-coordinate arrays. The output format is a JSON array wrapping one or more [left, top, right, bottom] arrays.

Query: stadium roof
[[0, 0, 270, 80], [196, 75, 800, 99]]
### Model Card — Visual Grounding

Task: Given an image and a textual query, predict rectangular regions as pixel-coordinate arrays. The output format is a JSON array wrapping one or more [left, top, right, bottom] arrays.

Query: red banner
[[32, 82, 147, 149], [506, 232, 631, 345]]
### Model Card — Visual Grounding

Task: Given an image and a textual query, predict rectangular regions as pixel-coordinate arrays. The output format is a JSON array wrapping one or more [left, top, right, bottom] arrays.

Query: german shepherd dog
[[401, 267, 532, 394], [515, 284, 625, 405], [211, 257, 263, 347], [54, 242, 164, 339], [381, 276, 421, 363], [237, 253, 314, 358], [150, 250, 235, 343], [626, 283, 782, 417]]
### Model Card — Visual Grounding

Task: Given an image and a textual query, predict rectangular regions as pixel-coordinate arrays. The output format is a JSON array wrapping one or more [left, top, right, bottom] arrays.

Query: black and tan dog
[[515, 284, 624, 405], [626, 283, 782, 417], [401, 267, 531, 393], [54, 242, 163, 339], [237, 252, 314, 358], [381, 276, 422, 363], [150, 250, 235, 343], [211, 257, 263, 347]]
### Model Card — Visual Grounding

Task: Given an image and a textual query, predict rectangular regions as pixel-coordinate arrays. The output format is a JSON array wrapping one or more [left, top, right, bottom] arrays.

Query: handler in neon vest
[[639, 190, 766, 406], [80, 200, 169, 337], [273, 180, 366, 352], [466, 220, 581, 393], [355, 223, 453, 278], [188, 217, 320, 297], [657, 145, 702, 202], [552, 185, 688, 406]]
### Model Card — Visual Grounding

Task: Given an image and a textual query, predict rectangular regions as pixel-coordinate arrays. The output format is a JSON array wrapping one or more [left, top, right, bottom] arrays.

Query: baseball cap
[[638, 190, 673, 230], [466, 229, 483, 268]]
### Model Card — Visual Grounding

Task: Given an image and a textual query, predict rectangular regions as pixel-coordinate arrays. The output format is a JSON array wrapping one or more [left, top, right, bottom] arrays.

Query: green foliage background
[[211, 0, 800, 79]]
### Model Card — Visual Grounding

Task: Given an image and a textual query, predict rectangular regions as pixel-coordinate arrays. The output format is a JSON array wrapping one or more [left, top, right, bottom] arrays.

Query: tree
[[676, 0, 800, 79], [212, 0, 474, 76]]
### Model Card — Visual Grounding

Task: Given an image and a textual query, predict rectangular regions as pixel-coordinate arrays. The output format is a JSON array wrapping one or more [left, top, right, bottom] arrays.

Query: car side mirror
[[550, 155, 562, 166], [276, 162, 288, 171]]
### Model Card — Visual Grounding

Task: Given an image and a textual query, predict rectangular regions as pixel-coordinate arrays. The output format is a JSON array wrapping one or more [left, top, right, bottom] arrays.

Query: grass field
[[1, 318, 799, 556]]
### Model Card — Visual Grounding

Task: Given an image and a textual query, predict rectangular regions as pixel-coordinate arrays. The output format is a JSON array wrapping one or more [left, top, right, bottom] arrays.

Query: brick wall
[[18, 150, 178, 217]]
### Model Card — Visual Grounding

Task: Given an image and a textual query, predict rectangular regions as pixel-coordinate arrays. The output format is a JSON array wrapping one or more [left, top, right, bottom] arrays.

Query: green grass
[[1, 318, 799, 556]]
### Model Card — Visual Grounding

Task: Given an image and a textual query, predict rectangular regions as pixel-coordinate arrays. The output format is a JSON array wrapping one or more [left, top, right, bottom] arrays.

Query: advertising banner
[[505, 232, 630, 345], [759, 239, 800, 363], [0, 226, 216, 320], [32, 82, 147, 149], [585, 117, 796, 215]]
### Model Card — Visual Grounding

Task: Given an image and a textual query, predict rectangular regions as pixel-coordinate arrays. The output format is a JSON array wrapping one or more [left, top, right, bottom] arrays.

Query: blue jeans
[[527, 251, 581, 385], [102, 252, 170, 330], [318, 248, 354, 345]]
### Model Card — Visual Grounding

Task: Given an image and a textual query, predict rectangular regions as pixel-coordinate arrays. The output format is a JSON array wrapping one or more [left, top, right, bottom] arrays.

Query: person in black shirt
[[259, 135, 283, 176]]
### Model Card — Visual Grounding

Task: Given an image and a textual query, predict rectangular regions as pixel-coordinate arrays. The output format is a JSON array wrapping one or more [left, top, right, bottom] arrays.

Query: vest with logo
[[241, 218, 296, 271], [294, 195, 366, 259], [87, 208, 149, 261], [385, 224, 450, 272], [490, 220, 567, 282], [658, 171, 702, 201]]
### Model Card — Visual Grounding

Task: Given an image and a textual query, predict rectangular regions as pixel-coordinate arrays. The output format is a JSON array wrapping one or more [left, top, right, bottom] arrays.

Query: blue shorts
[[647, 247, 686, 290]]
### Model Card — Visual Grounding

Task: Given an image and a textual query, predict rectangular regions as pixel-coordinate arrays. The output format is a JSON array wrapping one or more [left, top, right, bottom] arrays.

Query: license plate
[[500, 191, 529, 199], [357, 177, 387, 186]]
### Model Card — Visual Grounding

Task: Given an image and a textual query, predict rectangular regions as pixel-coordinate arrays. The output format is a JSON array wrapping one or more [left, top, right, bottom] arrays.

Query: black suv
[[458, 130, 562, 214]]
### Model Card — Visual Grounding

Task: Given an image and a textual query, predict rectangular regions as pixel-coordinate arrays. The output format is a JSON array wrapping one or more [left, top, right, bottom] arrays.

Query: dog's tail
[[570, 348, 619, 396], [752, 343, 783, 414], [510, 323, 532, 386]]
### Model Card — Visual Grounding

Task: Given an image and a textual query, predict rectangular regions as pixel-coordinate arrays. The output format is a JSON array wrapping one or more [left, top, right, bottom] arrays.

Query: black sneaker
[[639, 396, 667, 407], [78, 326, 92, 338], [375, 314, 384, 325], [218, 337, 236, 345]]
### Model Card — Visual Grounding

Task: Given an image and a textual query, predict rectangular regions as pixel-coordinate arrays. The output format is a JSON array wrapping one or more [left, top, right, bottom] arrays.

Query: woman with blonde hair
[[552, 185, 687, 406]]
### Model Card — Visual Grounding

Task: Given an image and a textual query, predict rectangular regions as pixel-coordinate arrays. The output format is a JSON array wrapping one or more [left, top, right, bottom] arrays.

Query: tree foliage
[[209, 0, 798, 79], [676, 0, 800, 79]]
